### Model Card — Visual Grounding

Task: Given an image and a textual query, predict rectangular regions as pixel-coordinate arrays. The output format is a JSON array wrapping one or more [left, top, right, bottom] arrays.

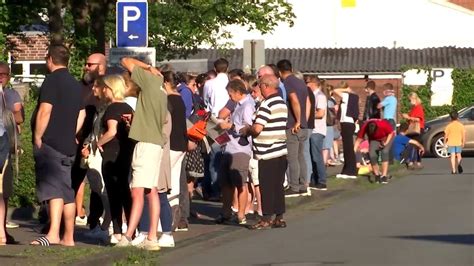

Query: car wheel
[[431, 134, 449, 158]]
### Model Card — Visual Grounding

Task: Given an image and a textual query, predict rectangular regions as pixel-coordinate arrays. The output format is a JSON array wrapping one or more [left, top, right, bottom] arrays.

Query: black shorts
[[34, 143, 75, 204]]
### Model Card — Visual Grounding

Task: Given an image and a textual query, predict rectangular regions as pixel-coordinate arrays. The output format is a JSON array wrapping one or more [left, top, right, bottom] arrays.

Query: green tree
[[2, 0, 295, 207]]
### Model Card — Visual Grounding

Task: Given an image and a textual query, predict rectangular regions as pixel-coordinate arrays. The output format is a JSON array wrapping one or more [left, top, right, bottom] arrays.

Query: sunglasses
[[85, 62, 100, 67]]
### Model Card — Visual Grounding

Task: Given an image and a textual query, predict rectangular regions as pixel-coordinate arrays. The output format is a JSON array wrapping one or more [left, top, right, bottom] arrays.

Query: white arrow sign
[[128, 34, 139, 40]]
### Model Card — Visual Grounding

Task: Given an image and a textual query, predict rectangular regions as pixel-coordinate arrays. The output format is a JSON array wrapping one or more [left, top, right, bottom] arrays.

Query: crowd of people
[[0, 43, 465, 250]]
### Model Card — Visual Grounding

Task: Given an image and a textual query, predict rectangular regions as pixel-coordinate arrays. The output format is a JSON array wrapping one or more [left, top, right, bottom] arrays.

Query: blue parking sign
[[116, 0, 148, 47]]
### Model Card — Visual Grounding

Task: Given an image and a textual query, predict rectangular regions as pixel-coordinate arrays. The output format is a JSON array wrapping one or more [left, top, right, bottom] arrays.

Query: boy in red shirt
[[354, 119, 395, 183]]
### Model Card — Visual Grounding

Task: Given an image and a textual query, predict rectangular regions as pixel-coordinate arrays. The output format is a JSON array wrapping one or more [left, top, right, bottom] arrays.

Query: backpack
[[326, 98, 337, 126]]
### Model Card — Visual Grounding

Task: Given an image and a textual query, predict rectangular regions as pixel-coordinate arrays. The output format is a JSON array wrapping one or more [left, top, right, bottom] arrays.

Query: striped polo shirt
[[252, 93, 288, 160]]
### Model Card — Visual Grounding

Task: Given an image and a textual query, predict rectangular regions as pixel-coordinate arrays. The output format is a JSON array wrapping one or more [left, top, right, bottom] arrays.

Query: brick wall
[[7, 33, 49, 61], [324, 78, 403, 122]]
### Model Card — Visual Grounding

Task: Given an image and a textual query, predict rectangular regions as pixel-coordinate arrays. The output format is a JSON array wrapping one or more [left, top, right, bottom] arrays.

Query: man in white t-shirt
[[202, 58, 230, 199], [203, 58, 230, 117], [305, 75, 327, 190]]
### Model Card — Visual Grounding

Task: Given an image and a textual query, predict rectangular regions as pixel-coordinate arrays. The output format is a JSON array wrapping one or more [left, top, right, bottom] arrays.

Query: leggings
[[102, 156, 132, 235], [340, 123, 358, 176]]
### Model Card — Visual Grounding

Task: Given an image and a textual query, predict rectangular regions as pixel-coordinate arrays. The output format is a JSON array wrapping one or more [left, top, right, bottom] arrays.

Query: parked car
[[421, 105, 474, 158]]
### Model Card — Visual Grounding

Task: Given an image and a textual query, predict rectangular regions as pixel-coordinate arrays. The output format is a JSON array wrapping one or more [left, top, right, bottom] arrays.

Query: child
[[392, 122, 425, 168], [444, 110, 466, 174]]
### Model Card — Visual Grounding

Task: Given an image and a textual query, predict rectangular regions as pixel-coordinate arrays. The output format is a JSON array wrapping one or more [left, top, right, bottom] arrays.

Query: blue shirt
[[224, 95, 255, 155], [178, 83, 193, 118], [380, 95, 397, 120], [393, 134, 410, 161], [278, 81, 287, 102]]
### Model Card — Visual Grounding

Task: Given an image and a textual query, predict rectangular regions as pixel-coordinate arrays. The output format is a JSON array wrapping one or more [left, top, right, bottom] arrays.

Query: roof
[[176, 46, 474, 74]]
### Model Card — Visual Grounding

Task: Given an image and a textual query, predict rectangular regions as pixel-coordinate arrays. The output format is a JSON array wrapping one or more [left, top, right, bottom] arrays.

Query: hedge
[[401, 68, 474, 120]]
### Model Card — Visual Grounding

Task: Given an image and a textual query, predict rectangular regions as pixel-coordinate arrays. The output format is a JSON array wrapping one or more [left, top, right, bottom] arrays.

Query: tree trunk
[[47, 0, 64, 45], [71, 0, 89, 39], [89, 0, 114, 53]]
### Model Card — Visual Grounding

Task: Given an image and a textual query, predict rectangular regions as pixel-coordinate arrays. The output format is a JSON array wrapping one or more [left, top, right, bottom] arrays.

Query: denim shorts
[[448, 146, 462, 154], [34, 143, 75, 204]]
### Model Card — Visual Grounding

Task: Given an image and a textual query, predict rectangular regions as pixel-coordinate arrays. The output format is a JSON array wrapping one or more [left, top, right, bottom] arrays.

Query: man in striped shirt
[[240, 74, 288, 230]]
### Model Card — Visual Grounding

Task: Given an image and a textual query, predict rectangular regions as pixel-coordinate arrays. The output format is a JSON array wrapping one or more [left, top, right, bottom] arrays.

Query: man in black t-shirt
[[277, 59, 309, 197], [30, 45, 85, 247], [363, 81, 381, 121]]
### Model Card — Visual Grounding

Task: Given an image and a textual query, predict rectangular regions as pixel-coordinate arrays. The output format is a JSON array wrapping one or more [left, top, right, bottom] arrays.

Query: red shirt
[[357, 119, 394, 141], [409, 104, 425, 129]]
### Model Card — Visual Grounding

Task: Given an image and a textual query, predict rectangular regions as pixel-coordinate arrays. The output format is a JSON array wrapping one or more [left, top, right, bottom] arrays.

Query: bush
[[9, 86, 38, 207], [401, 68, 474, 120]]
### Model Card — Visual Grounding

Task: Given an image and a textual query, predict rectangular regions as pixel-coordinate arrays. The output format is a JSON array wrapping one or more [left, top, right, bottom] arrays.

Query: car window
[[460, 107, 473, 119]]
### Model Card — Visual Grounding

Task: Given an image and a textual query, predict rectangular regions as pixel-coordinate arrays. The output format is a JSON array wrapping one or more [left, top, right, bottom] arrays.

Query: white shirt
[[340, 92, 354, 123], [203, 73, 229, 117], [124, 96, 137, 111], [312, 89, 327, 136]]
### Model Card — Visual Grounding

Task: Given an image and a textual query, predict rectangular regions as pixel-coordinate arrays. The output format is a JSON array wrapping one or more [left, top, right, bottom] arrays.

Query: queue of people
[[0, 45, 449, 250]]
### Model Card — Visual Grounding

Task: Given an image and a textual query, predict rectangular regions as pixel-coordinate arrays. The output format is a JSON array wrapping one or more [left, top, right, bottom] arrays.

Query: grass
[[2, 164, 409, 266]]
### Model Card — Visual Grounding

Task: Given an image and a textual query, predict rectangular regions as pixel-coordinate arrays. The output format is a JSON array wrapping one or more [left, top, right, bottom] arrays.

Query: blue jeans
[[303, 129, 312, 184], [310, 133, 326, 185], [138, 193, 172, 233], [204, 142, 222, 197]]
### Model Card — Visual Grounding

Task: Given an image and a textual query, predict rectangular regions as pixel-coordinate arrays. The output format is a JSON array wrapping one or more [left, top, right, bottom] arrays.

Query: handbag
[[187, 111, 210, 142], [407, 120, 421, 135], [188, 120, 208, 142]]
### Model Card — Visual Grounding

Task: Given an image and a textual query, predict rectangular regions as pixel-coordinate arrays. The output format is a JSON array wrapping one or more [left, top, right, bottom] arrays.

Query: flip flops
[[30, 236, 58, 246]]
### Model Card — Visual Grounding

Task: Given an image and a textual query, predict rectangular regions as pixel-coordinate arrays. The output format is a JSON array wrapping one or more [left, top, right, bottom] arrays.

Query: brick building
[[7, 32, 49, 85]]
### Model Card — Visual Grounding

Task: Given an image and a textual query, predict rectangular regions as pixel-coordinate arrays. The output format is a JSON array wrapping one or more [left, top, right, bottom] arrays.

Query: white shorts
[[131, 142, 163, 189], [249, 158, 259, 186]]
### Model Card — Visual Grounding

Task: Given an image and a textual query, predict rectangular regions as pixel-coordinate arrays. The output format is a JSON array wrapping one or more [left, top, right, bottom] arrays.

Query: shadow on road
[[389, 234, 474, 245]]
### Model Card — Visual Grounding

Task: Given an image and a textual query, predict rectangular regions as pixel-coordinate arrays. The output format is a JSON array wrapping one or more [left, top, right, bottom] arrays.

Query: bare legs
[[0, 197, 6, 244], [450, 152, 462, 173], [31, 199, 75, 246], [75, 181, 86, 218], [126, 187, 160, 241]]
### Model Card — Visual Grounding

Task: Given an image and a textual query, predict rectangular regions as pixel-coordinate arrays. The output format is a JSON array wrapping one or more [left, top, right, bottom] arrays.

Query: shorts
[[218, 152, 250, 188], [448, 146, 462, 154], [249, 158, 259, 186], [0, 133, 13, 198], [34, 143, 75, 204], [131, 142, 163, 189], [323, 126, 334, 150], [333, 127, 341, 140], [0, 158, 13, 198]]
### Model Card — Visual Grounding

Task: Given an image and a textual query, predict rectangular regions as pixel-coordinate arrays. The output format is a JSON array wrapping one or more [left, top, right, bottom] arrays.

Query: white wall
[[217, 0, 474, 49]]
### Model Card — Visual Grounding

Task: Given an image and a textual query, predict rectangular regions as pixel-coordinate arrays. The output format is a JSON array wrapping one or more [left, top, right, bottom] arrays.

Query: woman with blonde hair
[[97, 74, 135, 243], [402, 92, 425, 168]]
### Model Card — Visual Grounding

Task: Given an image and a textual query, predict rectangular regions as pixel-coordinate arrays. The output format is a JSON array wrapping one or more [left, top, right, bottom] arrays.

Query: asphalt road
[[160, 158, 474, 266]]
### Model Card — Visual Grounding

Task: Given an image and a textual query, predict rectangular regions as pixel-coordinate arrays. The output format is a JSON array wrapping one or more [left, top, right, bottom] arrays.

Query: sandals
[[247, 220, 272, 230], [30, 236, 58, 246], [272, 219, 287, 229]]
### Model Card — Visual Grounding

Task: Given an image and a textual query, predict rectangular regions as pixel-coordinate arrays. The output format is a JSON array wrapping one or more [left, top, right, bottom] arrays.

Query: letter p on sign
[[123, 6, 140, 32]]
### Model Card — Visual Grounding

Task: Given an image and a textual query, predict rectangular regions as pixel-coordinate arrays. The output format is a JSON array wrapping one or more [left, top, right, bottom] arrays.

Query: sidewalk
[[1, 164, 348, 265]]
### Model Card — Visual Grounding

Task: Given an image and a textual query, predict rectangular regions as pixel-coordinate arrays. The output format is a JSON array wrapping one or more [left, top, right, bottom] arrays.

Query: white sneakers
[[336, 174, 357, 179], [75, 216, 88, 226], [110, 234, 121, 244], [131, 232, 147, 246], [158, 233, 175, 248]]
